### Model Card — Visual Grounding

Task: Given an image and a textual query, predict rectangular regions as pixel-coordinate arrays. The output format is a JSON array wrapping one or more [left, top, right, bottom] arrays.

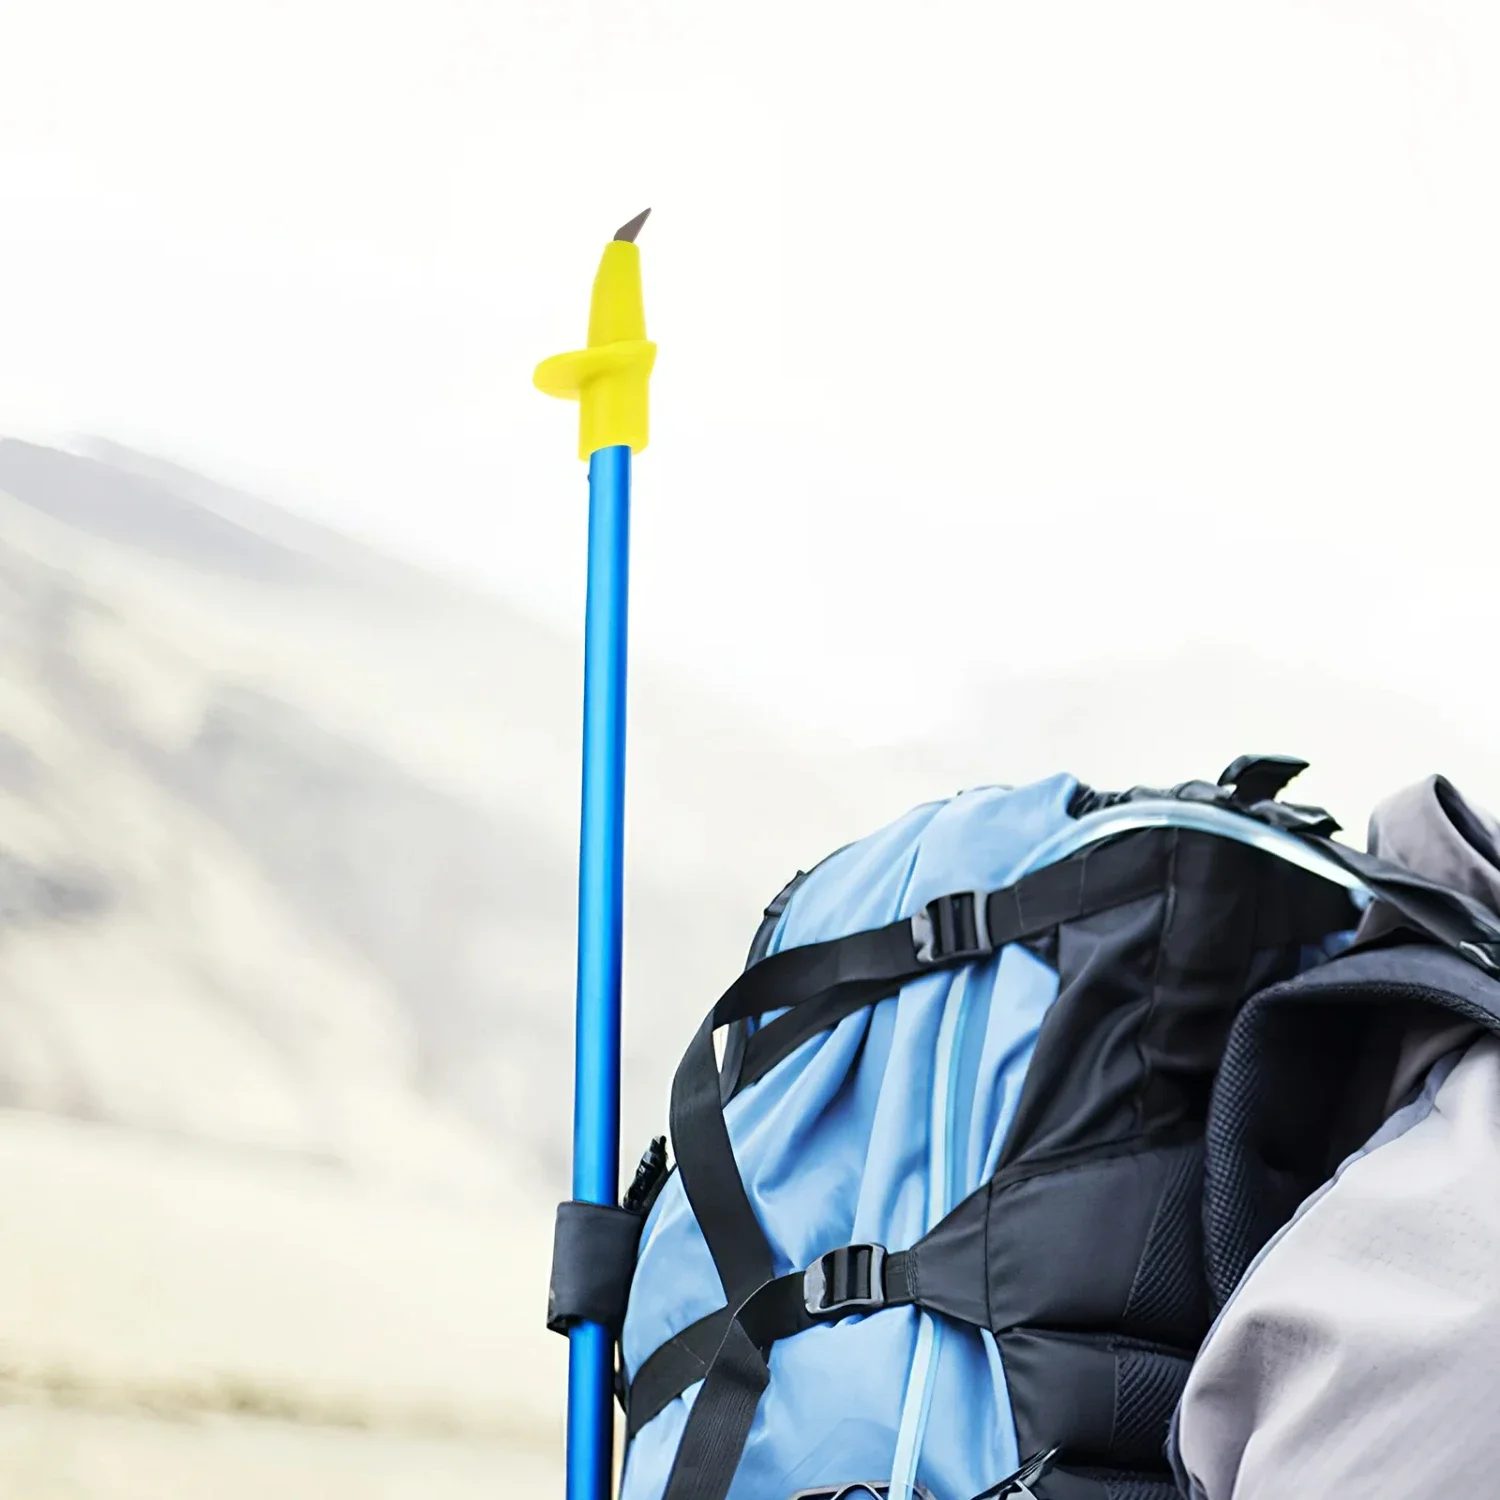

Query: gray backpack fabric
[[1173, 1026, 1500, 1498], [1171, 776, 1500, 1498]]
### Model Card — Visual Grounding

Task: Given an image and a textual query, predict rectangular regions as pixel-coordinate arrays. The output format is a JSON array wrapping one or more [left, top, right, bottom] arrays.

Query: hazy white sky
[[1, 1, 1497, 746]]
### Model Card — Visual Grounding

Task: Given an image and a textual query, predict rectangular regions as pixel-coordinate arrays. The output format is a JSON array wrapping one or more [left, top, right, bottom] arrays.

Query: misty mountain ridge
[[3, 434, 1493, 1495], [0, 436, 941, 1192], [2, 433, 1493, 1195]]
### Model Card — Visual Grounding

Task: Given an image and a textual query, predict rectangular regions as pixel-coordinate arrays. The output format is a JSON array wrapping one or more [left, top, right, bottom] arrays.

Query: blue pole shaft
[[566, 443, 632, 1500]]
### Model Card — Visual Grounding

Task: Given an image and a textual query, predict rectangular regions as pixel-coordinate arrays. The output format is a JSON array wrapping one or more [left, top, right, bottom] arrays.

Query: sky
[[1, 1, 1497, 748]]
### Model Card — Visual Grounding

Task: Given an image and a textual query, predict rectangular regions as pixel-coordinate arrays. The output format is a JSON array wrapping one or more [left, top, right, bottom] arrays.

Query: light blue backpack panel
[[622, 776, 1079, 1500]]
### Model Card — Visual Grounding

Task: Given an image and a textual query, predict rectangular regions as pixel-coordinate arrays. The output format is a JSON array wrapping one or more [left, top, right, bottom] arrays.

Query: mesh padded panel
[[1121, 1143, 1207, 1341], [1104, 1480, 1181, 1500], [1111, 1348, 1190, 1465]]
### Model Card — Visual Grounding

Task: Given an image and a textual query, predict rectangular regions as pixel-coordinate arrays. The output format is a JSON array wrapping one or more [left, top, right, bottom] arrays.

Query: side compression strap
[[670, 918, 925, 1305], [720, 866, 823, 1102], [670, 833, 1170, 1310], [630, 1249, 920, 1439], [658, 1250, 923, 1500], [1299, 833, 1500, 971], [654, 834, 1174, 1500], [732, 980, 903, 1099]]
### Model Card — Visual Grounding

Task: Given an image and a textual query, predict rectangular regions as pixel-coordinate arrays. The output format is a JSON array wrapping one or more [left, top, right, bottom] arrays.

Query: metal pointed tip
[[614, 208, 651, 243]]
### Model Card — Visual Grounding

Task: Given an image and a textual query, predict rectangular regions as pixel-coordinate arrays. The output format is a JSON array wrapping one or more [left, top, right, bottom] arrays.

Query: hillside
[[0, 436, 942, 1496], [0, 436, 1488, 1496], [0, 437, 936, 1181]]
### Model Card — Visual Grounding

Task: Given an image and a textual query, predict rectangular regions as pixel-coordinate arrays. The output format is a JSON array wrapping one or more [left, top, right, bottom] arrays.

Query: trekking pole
[[534, 208, 657, 1500]]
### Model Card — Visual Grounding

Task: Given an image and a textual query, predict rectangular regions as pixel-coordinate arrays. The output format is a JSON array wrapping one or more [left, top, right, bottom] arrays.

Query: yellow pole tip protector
[[534, 232, 657, 460]]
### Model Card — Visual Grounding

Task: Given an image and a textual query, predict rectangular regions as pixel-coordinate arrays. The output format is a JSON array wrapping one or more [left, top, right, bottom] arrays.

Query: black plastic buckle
[[803, 1243, 887, 1318], [786, 1485, 935, 1500], [912, 891, 992, 966], [786, 1487, 935, 1500]]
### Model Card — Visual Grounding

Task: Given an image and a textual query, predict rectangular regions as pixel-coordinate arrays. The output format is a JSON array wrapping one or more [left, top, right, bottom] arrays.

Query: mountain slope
[[2, 436, 935, 1492], [0, 437, 934, 1187], [2, 436, 1489, 1498]]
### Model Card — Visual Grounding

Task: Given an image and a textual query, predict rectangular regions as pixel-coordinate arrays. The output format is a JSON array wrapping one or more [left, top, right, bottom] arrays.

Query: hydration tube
[[1011, 798, 1373, 891]]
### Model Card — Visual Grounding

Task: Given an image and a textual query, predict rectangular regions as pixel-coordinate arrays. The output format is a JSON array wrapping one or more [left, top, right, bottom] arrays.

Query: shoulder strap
[[1204, 940, 1500, 1307]]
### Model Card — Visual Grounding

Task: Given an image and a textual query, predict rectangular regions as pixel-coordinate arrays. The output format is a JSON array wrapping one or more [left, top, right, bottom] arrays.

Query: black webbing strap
[[659, 1309, 768, 1500], [656, 1250, 920, 1499], [671, 835, 1170, 1310], [628, 1305, 729, 1435], [720, 867, 824, 1103], [648, 833, 1175, 1500], [732, 980, 902, 1099], [1300, 833, 1500, 971], [671, 919, 936, 1305], [629, 1248, 919, 1439]]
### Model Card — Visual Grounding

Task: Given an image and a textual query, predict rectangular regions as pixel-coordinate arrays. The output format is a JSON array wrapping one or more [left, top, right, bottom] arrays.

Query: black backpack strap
[[655, 1239, 986, 1500], [1298, 833, 1500, 971], [629, 1244, 929, 1438], [672, 920, 928, 1304], [644, 836, 1180, 1500], [726, 980, 902, 1100], [1204, 941, 1500, 1306], [720, 866, 819, 1102], [671, 834, 1172, 1309], [722, 844, 859, 1102]]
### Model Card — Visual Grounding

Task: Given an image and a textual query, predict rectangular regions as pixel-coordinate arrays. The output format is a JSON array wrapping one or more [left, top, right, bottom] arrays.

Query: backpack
[[546, 756, 1500, 1500], [1170, 943, 1500, 1497]]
